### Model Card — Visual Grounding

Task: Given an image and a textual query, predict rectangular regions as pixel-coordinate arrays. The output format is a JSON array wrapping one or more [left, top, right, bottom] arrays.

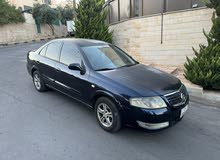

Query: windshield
[[81, 44, 137, 71]]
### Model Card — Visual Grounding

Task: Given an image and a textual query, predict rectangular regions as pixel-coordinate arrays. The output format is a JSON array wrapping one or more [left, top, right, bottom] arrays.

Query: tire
[[32, 71, 47, 92], [95, 97, 122, 132]]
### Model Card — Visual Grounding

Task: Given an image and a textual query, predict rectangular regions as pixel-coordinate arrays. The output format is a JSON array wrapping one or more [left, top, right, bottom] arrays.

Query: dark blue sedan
[[27, 38, 189, 132]]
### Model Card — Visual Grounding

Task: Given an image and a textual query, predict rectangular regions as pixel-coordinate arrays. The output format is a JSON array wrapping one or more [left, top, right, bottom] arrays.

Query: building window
[[166, 0, 191, 12], [142, 0, 163, 16]]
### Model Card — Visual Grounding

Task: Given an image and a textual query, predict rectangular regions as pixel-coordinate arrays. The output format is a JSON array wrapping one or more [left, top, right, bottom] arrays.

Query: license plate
[[180, 105, 188, 118]]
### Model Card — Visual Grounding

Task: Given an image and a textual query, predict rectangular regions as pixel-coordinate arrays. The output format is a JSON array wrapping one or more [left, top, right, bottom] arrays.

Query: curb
[[0, 39, 46, 48], [186, 85, 220, 108], [190, 95, 220, 108], [0, 36, 66, 48], [170, 69, 220, 107]]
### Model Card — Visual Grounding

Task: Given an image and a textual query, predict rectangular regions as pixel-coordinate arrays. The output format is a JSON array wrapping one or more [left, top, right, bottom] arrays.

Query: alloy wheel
[[33, 73, 41, 90], [97, 103, 113, 128]]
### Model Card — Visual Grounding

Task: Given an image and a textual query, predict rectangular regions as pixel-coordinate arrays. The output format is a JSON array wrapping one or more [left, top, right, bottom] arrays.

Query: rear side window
[[60, 42, 81, 65], [45, 41, 62, 61], [39, 46, 47, 56]]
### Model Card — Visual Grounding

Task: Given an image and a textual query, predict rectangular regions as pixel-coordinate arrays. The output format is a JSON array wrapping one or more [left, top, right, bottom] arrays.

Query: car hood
[[98, 64, 181, 96]]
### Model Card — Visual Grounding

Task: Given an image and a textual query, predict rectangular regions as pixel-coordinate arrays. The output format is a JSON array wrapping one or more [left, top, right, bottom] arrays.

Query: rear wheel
[[32, 71, 47, 92], [95, 97, 122, 132]]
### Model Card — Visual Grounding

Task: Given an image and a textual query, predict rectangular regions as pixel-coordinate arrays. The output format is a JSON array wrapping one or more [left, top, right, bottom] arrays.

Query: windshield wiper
[[95, 68, 115, 71]]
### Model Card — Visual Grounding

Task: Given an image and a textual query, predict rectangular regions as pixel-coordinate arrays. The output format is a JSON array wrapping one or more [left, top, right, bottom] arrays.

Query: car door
[[54, 41, 90, 101], [38, 41, 62, 87]]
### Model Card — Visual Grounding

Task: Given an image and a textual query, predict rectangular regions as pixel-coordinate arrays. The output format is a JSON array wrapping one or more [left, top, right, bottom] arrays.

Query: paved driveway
[[0, 42, 220, 160]]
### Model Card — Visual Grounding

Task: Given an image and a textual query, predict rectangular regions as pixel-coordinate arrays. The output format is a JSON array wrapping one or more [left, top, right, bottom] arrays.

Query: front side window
[[82, 45, 137, 71], [45, 41, 62, 61], [60, 42, 81, 65]]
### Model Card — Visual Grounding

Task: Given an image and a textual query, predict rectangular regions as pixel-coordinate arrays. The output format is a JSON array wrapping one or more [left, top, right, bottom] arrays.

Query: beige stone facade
[[109, 8, 213, 67], [0, 22, 67, 44]]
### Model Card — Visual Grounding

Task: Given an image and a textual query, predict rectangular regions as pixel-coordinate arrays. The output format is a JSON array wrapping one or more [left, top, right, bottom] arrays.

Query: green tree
[[184, 0, 220, 90], [0, 0, 25, 25], [32, 4, 60, 35], [74, 0, 113, 43], [57, 5, 75, 25]]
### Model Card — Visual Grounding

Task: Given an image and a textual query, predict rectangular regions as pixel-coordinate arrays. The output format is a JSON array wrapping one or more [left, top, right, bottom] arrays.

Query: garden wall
[[109, 8, 213, 67], [0, 13, 67, 45]]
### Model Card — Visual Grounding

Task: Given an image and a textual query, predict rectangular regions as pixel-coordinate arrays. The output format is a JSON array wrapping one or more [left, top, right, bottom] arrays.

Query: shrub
[[0, 0, 25, 25], [57, 5, 75, 25], [184, 0, 220, 90], [74, 0, 113, 43], [32, 4, 60, 35]]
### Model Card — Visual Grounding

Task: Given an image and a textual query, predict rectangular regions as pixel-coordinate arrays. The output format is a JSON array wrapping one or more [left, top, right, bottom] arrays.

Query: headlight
[[129, 96, 167, 109]]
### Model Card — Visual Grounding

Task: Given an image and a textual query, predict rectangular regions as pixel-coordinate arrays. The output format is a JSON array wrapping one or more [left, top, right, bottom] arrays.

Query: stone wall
[[109, 8, 213, 67], [0, 13, 67, 45]]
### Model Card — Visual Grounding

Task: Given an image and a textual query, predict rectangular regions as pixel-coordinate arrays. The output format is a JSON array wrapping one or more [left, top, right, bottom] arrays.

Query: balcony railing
[[105, 0, 205, 24]]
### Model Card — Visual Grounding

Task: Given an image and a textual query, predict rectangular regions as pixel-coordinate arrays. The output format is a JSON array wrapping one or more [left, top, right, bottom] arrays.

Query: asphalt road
[[0, 42, 220, 160]]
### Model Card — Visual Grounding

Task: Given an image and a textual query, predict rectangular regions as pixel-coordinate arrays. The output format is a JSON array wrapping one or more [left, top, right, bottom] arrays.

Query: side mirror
[[68, 63, 85, 75]]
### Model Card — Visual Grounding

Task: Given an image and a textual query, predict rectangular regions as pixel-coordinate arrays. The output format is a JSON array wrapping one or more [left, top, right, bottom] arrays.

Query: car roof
[[51, 38, 108, 47]]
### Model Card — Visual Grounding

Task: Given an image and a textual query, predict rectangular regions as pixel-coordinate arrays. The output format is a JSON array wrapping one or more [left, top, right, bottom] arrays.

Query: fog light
[[137, 121, 169, 130]]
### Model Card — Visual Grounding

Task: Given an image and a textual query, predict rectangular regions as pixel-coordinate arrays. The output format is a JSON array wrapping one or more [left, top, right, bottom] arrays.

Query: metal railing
[[105, 0, 205, 24]]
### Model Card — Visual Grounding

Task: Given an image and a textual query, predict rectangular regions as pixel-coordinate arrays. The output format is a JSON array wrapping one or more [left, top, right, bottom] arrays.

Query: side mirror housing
[[68, 63, 85, 75], [68, 63, 81, 71]]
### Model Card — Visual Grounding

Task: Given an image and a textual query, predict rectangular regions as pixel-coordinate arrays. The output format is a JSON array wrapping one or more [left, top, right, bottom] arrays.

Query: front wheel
[[95, 97, 122, 132]]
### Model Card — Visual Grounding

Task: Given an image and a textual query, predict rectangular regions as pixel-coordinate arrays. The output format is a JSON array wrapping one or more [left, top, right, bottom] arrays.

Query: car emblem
[[181, 93, 186, 101]]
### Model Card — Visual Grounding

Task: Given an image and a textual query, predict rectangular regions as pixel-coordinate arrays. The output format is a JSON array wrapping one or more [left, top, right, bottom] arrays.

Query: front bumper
[[123, 102, 189, 130]]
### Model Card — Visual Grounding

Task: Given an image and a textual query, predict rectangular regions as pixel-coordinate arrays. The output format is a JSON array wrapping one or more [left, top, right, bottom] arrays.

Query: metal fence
[[105, 0, 205, 24]]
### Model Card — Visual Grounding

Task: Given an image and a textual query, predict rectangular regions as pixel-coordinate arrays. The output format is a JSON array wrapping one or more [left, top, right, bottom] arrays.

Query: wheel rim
[[97, 103, 113, 128], [33, 74, 41, 90]]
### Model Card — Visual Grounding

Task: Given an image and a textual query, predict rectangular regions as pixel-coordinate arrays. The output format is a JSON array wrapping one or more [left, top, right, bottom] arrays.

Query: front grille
[[164, 85, 187, 107]]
